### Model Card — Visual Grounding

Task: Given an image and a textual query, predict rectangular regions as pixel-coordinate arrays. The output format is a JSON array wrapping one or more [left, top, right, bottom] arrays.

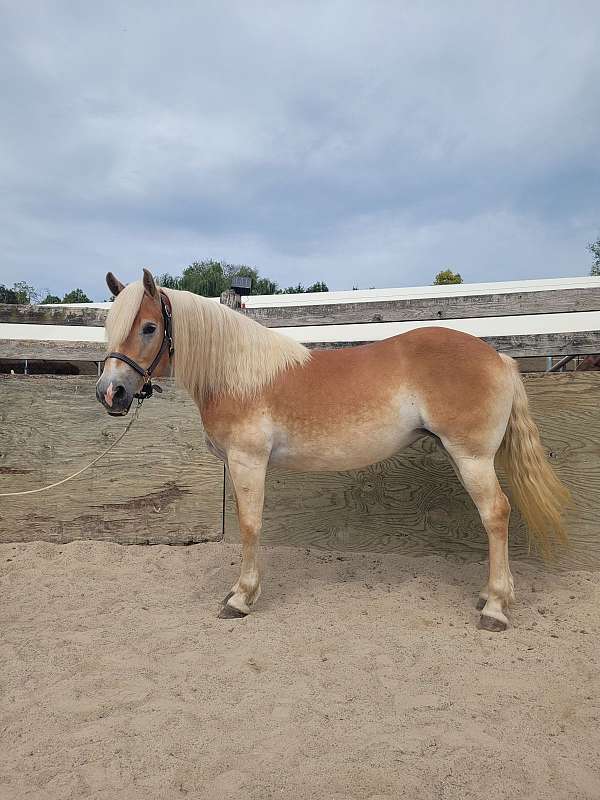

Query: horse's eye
[[142, 323, 157, 335]]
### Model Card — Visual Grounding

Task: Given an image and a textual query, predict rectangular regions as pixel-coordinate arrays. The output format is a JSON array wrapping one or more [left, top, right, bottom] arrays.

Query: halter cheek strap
[[106, 292, 174, 403]]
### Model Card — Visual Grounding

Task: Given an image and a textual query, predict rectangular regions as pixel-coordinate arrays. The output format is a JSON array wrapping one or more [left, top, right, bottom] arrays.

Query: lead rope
[[0, 402, 142, 498]]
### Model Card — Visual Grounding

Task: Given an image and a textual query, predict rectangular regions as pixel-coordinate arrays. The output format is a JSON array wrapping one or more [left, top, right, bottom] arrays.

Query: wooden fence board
[[0, 339, 105, 362], [4, 285, 600, 328], [244, 287, 600, 327], [308, 331, 600, 357], [0, 303, 107, 327], [224, 373, 600, 570], [3, 330, 600, 362], [0, 376, 223, 545]]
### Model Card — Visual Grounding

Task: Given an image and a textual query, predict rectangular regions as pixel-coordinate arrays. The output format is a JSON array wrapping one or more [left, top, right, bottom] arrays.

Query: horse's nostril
[[113, 385, 126, 400]]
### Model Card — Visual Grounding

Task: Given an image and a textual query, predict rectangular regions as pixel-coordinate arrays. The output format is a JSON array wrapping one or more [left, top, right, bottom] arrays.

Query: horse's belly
[[269, 409, 422, 472]]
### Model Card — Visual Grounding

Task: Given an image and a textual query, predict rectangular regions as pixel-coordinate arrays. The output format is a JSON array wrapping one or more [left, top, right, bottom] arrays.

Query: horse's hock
[[1, 371, 600, 570]]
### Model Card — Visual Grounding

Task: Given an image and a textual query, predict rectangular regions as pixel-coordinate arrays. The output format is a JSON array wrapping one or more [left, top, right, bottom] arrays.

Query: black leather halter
[[106, 292, 174, 403]]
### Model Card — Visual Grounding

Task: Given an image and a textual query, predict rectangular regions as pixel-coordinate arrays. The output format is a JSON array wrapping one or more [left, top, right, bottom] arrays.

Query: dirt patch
[[1, 540, 599, 799]]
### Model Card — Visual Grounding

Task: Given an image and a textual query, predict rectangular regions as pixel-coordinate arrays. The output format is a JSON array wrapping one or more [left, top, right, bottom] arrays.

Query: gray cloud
[[1, 1, 599, 299]]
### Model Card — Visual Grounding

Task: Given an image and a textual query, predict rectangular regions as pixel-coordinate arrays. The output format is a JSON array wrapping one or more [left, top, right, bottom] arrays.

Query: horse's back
[[270, 325, 507, 410]]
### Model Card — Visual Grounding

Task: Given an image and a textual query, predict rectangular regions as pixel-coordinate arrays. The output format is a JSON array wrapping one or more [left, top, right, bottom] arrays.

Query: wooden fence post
[[220, 289, 241, 309]]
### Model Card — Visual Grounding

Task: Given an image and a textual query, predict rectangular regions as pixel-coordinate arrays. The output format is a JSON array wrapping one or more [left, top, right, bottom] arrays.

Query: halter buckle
[[134, 380, 163, 402]]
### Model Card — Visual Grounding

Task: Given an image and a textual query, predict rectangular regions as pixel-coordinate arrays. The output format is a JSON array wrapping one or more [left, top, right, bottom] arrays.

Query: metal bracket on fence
[[546, 355, 576, 372]]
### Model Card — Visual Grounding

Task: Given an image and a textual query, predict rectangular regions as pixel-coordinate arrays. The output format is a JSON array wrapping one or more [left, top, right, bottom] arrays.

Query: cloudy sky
[[2, 2, 600, 300]]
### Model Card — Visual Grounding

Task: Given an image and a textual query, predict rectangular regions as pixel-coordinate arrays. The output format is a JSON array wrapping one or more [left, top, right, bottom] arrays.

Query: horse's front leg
[[219, 449, 267, 619]]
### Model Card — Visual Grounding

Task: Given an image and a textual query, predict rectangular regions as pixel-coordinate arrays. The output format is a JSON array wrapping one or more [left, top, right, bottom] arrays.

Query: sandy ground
[[1, 540, 599, 800]]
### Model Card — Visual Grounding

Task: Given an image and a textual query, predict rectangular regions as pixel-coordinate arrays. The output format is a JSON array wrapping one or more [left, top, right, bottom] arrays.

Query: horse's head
[[96, 269, 173, 416]]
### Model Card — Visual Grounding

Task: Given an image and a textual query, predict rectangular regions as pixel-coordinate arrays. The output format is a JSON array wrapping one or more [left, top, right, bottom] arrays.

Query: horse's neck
[[169, 291, 310, 402]]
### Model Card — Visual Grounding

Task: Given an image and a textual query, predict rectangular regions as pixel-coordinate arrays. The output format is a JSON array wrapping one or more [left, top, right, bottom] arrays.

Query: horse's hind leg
[[447, 451, 514, 631], [444, 450, 498, 611], [218, 450, 267, 619]]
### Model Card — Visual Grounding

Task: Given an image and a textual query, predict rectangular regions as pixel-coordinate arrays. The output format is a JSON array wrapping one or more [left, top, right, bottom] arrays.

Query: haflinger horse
[[97, 269, 570, 632]]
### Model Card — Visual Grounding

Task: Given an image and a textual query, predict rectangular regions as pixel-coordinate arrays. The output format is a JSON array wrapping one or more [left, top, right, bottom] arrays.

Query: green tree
[[14, 281, 38, 303], [433, 269, 463, 285], [183, 260, 229, 296], [159, 260, 249, 297], [281, 281, 329, 294], [157, 259, 329, 297], [40, 293, 61, 304], [588, 237, 600, 276], [0, 285, 19, 303], [157, 260, 279, 296], [0, 281, 38, 303], [156, 272, 182, 290], [62, 288, 91, 303], [253, 277, 280, 295]]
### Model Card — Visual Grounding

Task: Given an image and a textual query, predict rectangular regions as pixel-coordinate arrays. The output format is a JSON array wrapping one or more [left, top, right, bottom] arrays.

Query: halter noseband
[[106, 292, 174, 404]]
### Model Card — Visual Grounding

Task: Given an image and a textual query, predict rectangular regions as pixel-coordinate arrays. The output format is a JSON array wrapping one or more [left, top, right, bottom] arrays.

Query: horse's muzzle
[[95, 381, 133, 416]]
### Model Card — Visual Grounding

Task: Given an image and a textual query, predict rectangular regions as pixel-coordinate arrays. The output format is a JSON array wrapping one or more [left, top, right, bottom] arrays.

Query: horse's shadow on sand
[[215, 542, 554, 625]]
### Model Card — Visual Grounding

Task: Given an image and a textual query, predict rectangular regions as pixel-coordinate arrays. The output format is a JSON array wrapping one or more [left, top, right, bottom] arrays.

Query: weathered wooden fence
[[4, 277, 600, 358], [2, 279, 600, 569], [1, 373, 600, 569], [0, 377, 223, 545]]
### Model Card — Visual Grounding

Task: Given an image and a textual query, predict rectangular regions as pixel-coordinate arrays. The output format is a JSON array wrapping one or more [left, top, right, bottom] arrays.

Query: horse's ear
[[142, 268, 158, 299], [106, 272, 125, 296]]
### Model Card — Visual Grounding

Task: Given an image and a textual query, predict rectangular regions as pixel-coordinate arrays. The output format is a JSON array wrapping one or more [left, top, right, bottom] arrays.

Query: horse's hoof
[[475, 597, 486, 611], [478, 614, 507, 632], [222, 591, 234, 605], [218, 604, 247, 619]]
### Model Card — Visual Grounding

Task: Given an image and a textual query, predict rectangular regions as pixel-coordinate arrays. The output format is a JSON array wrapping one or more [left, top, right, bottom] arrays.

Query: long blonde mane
[[106, 281, 310, 400]]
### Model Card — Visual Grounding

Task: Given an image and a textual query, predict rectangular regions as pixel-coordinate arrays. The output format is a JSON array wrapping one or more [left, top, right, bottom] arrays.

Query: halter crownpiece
[[106, 291, 174, 404]]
